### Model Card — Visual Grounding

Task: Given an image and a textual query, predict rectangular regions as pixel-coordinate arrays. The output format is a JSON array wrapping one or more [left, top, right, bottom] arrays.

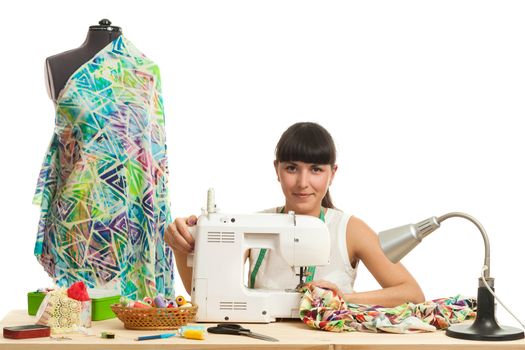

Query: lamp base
[[446, 323, 524, 341], [446, 283, 524, 341]]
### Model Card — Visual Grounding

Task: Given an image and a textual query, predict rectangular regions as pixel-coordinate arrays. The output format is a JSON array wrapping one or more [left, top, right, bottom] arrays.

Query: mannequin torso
[[45, 19, 122, 102]]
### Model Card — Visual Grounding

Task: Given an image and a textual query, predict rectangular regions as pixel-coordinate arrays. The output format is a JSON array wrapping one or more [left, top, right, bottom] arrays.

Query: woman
[[164, 122, 425, 307]]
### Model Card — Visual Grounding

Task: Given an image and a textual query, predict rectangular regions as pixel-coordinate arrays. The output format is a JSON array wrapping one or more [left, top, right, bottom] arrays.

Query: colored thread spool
[[167, 300, 177, 308], [175, 295, 187, 306], [133, 301, 151, 308], [154, 295, 167, 308], [120, 296, 133, 307], [101, 332, 115, 339], [143, 297, 154, 306]]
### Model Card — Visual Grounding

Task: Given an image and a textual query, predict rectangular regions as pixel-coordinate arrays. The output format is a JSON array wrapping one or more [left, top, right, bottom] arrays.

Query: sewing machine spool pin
[[288, 210, 296, 226]]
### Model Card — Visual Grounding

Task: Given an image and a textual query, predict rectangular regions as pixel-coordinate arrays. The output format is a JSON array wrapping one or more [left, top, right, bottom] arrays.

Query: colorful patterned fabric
[[33, 36, 174, 299], [300, 285, 476, 333]]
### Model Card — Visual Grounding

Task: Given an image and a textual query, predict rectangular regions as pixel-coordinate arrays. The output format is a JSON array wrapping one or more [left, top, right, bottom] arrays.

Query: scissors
[[207, 323, 279, 342]]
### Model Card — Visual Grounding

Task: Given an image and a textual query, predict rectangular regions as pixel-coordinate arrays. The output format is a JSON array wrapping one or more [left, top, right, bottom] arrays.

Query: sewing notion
[[3, 325, 51, 339], [135, 326, 206, 341], [101, 331, 115, 339], [111, 295, 197, 329], [207, 324, 278, 342]]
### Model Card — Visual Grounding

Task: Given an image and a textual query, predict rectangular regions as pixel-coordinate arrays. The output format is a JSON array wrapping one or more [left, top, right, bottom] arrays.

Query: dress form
[[45, 19, 122, 102]]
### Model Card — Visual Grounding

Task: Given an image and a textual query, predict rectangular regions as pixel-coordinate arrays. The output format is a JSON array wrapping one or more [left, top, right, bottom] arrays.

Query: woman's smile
[[293, 192, 313, 200]]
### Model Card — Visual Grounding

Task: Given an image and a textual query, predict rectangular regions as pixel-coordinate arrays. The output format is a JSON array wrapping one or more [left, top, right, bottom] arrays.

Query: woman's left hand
[[307, 280, 344, 299]]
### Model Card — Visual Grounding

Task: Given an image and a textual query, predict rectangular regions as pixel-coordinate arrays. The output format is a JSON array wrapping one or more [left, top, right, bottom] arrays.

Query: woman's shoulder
[[345, 215, 377, 248], [346, 215, 372, 230]]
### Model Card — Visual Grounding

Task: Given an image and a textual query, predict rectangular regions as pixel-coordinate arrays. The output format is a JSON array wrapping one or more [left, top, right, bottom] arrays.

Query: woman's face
[[275, 160, 337, 215]]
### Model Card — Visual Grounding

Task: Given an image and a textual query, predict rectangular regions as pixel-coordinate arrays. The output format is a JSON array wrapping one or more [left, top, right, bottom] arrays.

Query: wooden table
[[1, 310, 524, 349]]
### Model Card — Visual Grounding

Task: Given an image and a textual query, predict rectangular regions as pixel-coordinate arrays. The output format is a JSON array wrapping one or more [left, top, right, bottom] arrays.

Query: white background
[[0, 0, 524, 328]]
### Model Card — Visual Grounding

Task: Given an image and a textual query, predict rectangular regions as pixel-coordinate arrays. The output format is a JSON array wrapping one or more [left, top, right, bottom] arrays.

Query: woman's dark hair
[[275, 122, 337, 209]]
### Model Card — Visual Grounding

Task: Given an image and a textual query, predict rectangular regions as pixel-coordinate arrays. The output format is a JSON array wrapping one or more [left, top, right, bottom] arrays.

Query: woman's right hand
[[164, 215, 198, 254]]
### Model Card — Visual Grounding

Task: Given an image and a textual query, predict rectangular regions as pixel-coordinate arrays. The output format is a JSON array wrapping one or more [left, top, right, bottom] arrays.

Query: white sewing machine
[[188, 189, 330, 323]]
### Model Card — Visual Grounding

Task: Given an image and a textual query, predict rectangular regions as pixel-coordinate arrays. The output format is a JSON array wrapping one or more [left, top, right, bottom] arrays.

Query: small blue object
[[181, 325, 205, 332], [136, 333, 177, 341]]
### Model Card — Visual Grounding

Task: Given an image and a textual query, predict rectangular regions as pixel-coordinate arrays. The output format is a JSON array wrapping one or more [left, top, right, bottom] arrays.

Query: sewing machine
[[187, 189, 330, 323]]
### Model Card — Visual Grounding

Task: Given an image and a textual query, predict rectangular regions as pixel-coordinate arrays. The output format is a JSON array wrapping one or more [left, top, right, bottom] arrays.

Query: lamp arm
[[437, 212, 491, 279]]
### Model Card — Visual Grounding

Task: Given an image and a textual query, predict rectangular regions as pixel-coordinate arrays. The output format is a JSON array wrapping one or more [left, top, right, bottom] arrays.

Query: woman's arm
[[164, 216, 197, 295], [174, 251, 193, 294], [313, 216, 425, 307]]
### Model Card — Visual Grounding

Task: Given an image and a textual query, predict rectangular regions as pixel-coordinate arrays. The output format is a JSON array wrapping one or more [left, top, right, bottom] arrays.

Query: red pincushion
[[67, 281, 90, 301]]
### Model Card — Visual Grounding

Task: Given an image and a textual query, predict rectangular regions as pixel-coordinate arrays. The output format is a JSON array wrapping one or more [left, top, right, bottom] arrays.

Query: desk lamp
[[378, 212, 524, 341]]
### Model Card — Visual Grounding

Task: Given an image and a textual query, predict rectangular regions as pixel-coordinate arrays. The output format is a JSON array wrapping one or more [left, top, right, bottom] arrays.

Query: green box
[[91, 294, 120, 321], [27, 292, 46, 315], [28, 291, 120, 320]]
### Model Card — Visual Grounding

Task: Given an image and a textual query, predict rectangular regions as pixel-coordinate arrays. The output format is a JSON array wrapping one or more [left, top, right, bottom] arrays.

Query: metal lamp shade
[[378, 224, 422, 263]]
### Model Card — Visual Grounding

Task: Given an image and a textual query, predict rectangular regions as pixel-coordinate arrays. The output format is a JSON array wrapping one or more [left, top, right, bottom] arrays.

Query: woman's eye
[[286, 166, 296, 172], [312, 167, 322, 173]]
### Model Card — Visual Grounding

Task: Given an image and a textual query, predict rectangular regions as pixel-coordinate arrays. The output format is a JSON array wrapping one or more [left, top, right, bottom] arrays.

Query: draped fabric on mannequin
[[33, 36, 175, 299]]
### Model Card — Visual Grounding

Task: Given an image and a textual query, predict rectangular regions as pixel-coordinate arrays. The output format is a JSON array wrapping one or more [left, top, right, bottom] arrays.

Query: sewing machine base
[[193, 287, 302, 323]]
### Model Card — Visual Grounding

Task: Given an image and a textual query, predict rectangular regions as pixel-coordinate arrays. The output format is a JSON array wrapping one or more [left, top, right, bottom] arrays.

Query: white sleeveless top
[[248, 207, 358, 294]]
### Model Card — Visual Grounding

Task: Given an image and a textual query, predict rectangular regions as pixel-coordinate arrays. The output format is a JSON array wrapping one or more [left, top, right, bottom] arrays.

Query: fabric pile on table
[[299, 285, 476, 333]]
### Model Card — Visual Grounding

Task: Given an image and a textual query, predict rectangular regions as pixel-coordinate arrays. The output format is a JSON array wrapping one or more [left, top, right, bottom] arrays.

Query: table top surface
[[1, 310, 524, 349]]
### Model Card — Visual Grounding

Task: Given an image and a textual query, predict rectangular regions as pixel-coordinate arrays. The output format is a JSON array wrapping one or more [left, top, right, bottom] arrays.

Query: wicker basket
[[110, 304, 198, 330]]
